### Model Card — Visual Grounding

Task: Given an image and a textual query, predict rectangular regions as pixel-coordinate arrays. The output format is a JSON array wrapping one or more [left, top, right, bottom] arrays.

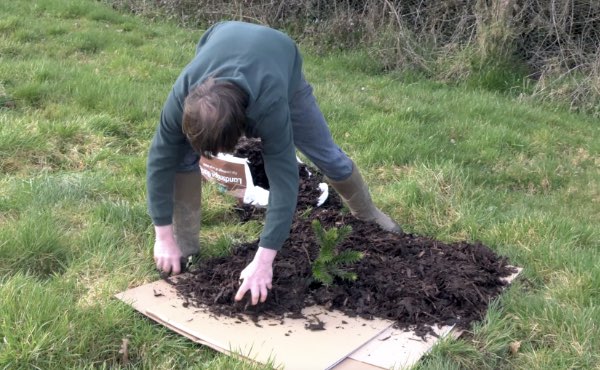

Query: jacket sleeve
[[146, 93, 189, 226], [255, 101, 299, 250]]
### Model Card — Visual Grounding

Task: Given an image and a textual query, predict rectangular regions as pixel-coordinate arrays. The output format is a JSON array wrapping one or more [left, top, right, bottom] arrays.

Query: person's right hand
[[154, 224, 183, 275], [235, 247, 277, 305]]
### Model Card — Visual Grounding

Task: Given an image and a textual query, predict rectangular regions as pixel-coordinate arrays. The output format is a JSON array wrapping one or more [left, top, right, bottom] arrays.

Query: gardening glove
[[154, 224, 183, 275], [235, 247, 277, 305]]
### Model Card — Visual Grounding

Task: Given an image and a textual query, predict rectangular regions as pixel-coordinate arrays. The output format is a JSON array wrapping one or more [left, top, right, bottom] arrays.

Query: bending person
[[147, 21, 402, 306]]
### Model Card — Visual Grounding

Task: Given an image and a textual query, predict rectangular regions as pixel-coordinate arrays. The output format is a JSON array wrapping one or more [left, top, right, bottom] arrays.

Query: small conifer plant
[[311, 219, 364, 286]]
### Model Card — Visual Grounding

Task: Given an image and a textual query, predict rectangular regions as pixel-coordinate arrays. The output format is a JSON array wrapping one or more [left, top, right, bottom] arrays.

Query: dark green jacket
[[147, 21, 303, 250]]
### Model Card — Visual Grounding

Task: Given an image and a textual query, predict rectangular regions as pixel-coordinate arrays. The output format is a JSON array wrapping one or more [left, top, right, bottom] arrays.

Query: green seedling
[[311, 219, 364, 286], [299, 206, 313, 220]]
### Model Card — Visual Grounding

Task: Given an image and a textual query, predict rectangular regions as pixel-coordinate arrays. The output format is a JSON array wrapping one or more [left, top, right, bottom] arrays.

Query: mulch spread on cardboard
[[173, 138, 516, 337]]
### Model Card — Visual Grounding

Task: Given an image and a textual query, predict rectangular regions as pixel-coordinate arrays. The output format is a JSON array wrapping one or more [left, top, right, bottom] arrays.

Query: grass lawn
[[1, 0, 599, 369]]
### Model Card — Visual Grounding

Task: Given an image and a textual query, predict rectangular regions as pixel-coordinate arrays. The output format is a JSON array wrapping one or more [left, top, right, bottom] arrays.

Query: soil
[[173, 138, 516, 337]]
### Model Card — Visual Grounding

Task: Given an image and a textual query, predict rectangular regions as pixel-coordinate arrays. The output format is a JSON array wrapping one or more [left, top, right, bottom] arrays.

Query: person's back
[[174, 21, 303, 111], [148, 21, 402, 306]]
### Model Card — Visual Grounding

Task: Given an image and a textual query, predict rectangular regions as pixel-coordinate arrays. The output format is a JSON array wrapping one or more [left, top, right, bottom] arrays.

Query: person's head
[[182, 77, 248, 158]]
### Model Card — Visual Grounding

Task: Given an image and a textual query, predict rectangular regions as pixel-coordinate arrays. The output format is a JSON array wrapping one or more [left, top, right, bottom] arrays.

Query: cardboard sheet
[[116, 267, 521, 370], [335, 324, 458, 370], [335, 267, 523, 370], [115, 279, 392, 370]]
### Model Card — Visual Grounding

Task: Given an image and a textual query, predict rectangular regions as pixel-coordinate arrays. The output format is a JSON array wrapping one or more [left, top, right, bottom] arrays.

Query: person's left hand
[[235, 247, 277, 305]]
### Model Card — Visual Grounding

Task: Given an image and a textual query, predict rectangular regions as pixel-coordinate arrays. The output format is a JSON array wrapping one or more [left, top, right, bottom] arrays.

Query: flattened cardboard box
[[115, 268, 521, 370], [115, 279, 391, 370]]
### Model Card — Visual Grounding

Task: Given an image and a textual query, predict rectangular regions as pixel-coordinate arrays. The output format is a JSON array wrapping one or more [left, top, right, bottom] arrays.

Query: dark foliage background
[[103, 0, 600, 116]]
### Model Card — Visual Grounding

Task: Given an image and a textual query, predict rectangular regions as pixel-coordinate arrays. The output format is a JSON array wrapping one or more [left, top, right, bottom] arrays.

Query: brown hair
[[182, 77, 248, 159]]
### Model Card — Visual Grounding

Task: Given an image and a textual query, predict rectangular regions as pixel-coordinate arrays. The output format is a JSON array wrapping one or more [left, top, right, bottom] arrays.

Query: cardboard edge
[[324, 323, 394, 370], [336, 265, 523, 370], [145, 310, 280, 369]]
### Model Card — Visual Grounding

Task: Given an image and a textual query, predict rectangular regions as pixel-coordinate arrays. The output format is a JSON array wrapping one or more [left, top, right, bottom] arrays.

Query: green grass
[[1, 0, 599, 369]]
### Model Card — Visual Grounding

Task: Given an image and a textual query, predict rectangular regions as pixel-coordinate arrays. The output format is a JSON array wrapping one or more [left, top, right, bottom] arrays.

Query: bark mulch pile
[[173, 138, 516, 337]]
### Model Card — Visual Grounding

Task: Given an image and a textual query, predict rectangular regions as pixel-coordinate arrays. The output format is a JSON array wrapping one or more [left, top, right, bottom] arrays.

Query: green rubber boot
[[173, 172, 202, 258], [327, 162, 403, 234]]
